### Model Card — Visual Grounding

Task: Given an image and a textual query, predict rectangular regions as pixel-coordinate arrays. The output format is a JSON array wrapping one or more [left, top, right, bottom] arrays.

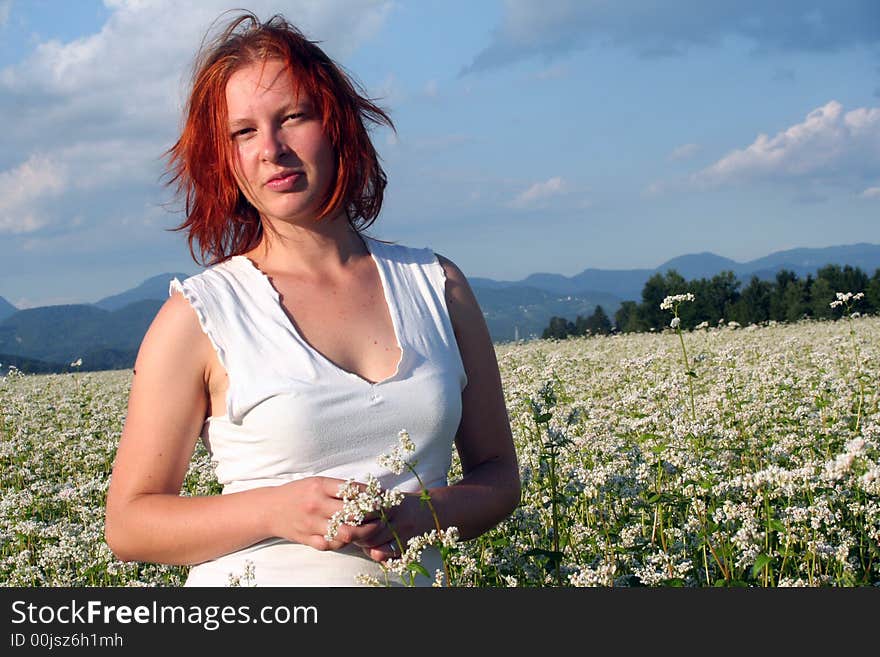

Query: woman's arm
[[104, 292, 353, 565], [428, 254, 522, 538]]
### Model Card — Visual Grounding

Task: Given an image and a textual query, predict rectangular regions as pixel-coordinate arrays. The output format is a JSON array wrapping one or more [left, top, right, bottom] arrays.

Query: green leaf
[[768, 519, 785, 533], [407, 562, 430, 578], [522, 548, 564, 565], [535, 413, 552, 423], [646, 493, 661, 504], [751, 554, 772, 578], [686, 370, 697, 378]]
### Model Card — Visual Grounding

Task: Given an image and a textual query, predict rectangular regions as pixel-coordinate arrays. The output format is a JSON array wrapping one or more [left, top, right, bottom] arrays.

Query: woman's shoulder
[[137, 284, 215, 377], [169, 257, 243, 293], [365, 236, 465, 279], [365, 236, 433, 265], [432, 253, 466, 286], [137, 259, 244, 367]]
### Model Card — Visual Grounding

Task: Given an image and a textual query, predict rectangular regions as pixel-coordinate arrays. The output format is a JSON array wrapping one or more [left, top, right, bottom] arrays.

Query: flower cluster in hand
[[323, 429, 462, 586], [323, 430, 416, 542], [325, 475, 404, 542]]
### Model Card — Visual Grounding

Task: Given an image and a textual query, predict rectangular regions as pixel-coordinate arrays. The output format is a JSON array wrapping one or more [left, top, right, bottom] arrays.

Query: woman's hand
[[267, 480, 432, 560], [262, 476, 362, 550], [349, 493, 434, 562]]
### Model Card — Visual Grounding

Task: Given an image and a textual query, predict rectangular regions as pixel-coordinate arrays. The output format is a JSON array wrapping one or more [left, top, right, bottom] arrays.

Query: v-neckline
[[233, 236, 405, 387]]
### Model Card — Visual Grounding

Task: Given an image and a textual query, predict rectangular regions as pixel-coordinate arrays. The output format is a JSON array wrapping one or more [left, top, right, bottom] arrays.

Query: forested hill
[[2, 243, 878, 373], [0, 300, 162, 373], [471, 243, 880, 301]]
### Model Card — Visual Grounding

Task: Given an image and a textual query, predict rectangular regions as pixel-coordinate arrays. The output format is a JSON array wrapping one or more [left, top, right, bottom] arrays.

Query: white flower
[[831, 291, 865, 308], [660, 293, 695, 311], [325, 475, 403, 541], [376, 429, 416, 475], [670, 317, 681, 329]]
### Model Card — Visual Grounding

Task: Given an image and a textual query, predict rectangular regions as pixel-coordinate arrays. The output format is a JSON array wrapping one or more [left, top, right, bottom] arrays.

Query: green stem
[[405, 463, 452, 587], [846, 313, 864, 433], [548, 447, 563, 586], [675, 321, 696, 423], [380, 508, 414, 586]]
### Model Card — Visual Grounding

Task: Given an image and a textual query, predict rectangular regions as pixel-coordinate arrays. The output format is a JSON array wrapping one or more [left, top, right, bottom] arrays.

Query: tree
[[816, 264, 869, 300], [615, 301, 644, 333], [866, 269, 880, 314], [730, 276, 771, 325], [542, 316, 574, 339], [810, 276, 834, 319], [640, 269, 688, 330], [770, 270, 798, 321], [688, 271, 740, 327], [583, 305, 612, 335], [782, 277, 810, 322]]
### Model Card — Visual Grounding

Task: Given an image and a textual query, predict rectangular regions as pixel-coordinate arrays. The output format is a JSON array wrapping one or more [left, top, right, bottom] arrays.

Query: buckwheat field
[[2, 311, 878, 587]]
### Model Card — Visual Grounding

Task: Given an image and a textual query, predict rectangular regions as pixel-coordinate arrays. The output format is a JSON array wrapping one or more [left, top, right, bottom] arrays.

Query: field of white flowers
[[1, 310, 878, 587]]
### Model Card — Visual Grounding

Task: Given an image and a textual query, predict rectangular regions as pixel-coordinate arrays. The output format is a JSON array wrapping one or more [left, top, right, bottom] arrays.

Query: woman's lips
[[265, 172, 302, 191]]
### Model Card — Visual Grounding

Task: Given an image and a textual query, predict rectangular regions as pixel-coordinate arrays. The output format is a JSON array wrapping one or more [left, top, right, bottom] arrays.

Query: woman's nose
[[261, 130, 289, 161]]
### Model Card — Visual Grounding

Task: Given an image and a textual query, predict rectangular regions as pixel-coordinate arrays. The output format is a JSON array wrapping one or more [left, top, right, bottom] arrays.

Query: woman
[[104, 12, 520, 586]]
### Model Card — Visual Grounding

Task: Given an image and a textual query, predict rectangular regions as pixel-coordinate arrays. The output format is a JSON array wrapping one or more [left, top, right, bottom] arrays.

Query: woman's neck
[[244, 215, 369, 280]]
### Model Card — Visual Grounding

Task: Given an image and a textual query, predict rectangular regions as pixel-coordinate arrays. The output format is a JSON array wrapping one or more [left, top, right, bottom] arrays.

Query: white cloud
[[3, 1, 391, 102], [669, 143, 701, 161], [861, 186, 880, 199], [0, 155, 69, 234], [0, 1, 392, 234], [13, 295, 83, 310], [509, 176, 566, 208], [58, 139, 161, 190], [374, 72, 408, 106], [464, 1, 880, 74], [643, 180, 667, 197], [693, 100, 880, 188], [423, 80, 439, 98], [0, 138, 170, 236]]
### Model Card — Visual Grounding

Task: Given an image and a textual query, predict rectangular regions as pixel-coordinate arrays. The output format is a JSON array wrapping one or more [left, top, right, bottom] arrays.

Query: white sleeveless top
[[169, 235, 467, 586]]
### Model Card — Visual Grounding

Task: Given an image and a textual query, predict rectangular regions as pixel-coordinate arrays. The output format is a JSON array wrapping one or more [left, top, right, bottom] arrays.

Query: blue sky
[[1, 0, 879, 308]]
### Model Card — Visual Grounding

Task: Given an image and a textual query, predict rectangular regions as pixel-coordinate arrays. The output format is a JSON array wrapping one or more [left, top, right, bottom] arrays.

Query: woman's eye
[[231, 127, 254, 139], [284, 112, 305, 122]]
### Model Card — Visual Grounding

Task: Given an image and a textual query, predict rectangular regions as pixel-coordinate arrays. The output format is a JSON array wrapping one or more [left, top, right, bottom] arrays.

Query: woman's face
[[225, 58, 337, 226]]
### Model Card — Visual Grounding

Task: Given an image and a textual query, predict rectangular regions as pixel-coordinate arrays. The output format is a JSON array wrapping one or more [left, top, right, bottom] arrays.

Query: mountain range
[[470, 242, 880, 300], [1, 242, 878, 373]]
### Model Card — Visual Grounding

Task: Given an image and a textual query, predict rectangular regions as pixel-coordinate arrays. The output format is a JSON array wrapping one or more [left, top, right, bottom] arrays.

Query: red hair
[[166, 12, 394, 266]]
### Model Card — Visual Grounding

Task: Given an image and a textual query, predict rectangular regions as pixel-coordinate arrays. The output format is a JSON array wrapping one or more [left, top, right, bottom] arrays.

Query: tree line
[[542, 264, 880, 338]]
